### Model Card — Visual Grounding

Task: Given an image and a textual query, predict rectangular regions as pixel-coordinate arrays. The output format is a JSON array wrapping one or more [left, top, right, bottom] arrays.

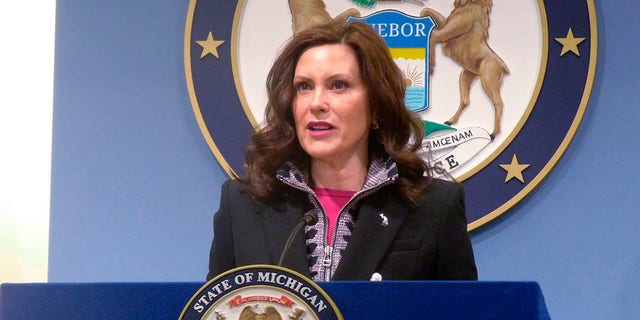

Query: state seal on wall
[[184, 0, 597, 230]]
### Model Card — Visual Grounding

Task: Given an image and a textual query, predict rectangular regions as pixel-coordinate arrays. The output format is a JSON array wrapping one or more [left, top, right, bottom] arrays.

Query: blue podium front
[[0, 281, 550, 319]]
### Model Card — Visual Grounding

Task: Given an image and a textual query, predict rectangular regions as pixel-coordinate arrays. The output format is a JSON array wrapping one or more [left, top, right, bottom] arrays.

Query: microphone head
[[302, 212, 318, 226]]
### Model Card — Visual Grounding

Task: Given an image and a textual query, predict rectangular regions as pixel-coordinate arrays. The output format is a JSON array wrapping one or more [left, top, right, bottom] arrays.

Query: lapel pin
[[379, 213, 389, 227]]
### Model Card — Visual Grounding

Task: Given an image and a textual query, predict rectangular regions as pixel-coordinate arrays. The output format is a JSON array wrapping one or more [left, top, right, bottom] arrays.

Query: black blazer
[[207, 178, 477, 281]]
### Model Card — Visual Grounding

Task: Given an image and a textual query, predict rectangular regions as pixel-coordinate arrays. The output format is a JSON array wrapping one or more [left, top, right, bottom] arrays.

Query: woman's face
[[292, 44, 372, 165]]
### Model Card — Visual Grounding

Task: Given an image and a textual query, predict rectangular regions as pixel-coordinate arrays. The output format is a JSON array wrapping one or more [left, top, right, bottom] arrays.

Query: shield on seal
[[348, 11, 435, 112]]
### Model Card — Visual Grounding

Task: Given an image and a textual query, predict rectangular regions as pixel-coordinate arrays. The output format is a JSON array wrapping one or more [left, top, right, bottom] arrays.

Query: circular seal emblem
[[179, 265, 343, 320], [184, 0, 597, 230]]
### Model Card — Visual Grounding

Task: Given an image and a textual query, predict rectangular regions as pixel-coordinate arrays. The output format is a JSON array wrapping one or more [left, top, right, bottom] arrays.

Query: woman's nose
[[309, 89, 328, 113]]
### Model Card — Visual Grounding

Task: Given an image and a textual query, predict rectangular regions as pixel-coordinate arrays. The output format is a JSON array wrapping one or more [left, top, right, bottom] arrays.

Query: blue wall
[[49, 1, 639, 319]]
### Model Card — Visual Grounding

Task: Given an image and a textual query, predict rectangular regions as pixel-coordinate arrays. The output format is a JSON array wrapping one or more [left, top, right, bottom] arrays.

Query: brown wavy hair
[[241, 21, 433, 203]]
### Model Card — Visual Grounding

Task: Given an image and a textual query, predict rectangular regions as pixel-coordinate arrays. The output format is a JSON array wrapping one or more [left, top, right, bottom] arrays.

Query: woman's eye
[[332, 80, 348, 90], [295, 82, 312, 92]]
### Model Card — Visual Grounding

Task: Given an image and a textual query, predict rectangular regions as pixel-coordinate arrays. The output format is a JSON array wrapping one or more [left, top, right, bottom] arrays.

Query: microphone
[[278, 212, 318, 267]]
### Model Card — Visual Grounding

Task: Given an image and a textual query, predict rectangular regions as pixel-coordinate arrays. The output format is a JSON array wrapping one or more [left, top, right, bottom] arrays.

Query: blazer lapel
[[332, 194, 407, 280], [261, 198, 313, 278]]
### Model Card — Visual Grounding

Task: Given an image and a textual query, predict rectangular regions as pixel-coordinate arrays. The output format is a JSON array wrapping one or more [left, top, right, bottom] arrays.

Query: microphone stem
[[278, 219, 307, 267]]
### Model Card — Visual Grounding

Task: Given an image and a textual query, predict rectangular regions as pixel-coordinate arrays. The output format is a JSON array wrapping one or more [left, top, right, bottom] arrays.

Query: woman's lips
[[307, 121, 334, 136]]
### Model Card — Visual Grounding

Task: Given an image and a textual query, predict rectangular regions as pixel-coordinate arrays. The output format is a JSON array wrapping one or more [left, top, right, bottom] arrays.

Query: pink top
[[314, 188, 356, 245]]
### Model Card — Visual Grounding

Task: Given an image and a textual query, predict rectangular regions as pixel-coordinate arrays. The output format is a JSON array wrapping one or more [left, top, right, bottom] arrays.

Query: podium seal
[[179, 265, 343, 320]]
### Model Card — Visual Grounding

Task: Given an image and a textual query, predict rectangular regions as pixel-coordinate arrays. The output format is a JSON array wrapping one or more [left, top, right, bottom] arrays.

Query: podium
[[1, 281, 550, 319]]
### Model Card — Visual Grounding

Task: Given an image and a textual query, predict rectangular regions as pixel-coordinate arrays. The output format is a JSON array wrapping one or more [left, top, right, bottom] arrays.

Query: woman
[[207, 22, 477, 281]]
